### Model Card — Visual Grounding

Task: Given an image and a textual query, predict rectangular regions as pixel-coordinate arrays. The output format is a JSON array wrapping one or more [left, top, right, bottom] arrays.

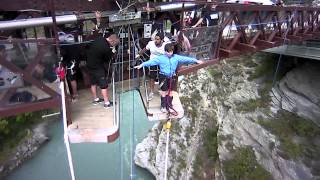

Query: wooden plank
[[147, 91, 184, 121], [68, 88, 117, 143]]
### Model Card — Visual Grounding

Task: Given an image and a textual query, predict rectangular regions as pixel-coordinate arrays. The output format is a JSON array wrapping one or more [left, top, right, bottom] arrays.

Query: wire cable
[[163, 120, 171, 180], [271, 9, 301, 107]]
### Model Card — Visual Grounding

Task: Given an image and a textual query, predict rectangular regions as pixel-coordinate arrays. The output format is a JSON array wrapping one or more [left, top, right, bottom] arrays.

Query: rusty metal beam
[[227, 32, 242, 50], [0, 55, 59, 97], [219, 48, 241, 58], [255, 39, 276, 48], [268, 31, 278, 42], [220, 12, 236, 30], [286, 35, 303, 41], [0, 98, 60, 117], [177, 58, 219, 75], [293, 27, 301, 36], [250, 30, 261, 45], [235, 43, 256, 52]]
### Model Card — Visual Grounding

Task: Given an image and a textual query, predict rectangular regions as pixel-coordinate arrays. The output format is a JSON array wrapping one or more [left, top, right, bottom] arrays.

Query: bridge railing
[[177, 3, 320, 75]]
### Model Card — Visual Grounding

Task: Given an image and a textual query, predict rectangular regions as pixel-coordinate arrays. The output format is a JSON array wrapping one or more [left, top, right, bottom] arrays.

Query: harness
[[67, 60, 76, 75]]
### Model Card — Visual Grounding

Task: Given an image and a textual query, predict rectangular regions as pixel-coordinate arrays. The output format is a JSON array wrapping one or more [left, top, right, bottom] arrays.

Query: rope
[[113, 25, 123, 179], [59, 81, 76, 180], [163, 120, 172, 180], [128, 24, 136, 180], [271, 9, 301, 108], [272, 10, 297, 87]]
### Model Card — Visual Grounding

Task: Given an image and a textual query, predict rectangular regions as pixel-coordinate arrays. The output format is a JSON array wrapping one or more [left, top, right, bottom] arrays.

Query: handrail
[[60, 81, 76, 180]]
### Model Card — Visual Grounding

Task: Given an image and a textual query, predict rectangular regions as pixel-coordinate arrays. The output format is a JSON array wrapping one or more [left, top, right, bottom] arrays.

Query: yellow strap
[[165, 121, 171, 130]]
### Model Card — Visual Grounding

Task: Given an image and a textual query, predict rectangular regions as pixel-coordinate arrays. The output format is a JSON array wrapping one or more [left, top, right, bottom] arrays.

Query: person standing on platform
[[60, 39, 81, 101], [136, 32, 169, 100], [135, 43, 203, 112], [86, 33, 120, 108]]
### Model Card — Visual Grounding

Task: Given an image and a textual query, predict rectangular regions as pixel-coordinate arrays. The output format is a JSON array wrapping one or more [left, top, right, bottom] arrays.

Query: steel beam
[[177, 58, 219, 75], [0, 55, 59, 98], [0, 98, 60, 117]]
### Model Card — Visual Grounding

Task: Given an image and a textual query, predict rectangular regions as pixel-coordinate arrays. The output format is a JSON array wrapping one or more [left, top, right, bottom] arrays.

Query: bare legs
[[101, 88, 110, 103], [91, 84, 98, 99], [91, 85, 110, 103], [149, 79, 155, 94], [70, 80, 78, 98]]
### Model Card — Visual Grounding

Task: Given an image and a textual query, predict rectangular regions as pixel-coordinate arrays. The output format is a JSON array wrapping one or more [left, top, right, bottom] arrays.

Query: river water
[[6, 91, 156, 180]]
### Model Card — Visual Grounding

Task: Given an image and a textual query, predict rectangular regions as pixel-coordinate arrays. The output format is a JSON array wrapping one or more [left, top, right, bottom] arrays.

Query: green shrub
[[236, 81, 272, 113], [280, 137, 303, 159], [204, 128, 219, 161], [223, 147, 272, 180], [247, 54, 277, 81], [208, 67, 223, 79], [0, 111, 48, 161], [258, 110, 320, 159]]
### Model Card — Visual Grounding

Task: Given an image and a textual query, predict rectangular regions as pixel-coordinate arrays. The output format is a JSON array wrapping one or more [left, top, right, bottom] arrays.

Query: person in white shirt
[[136, 32, 169, 100]]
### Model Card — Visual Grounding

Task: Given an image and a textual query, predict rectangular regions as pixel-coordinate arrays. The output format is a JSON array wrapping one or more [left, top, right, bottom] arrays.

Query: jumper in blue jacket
[[141, 54, 197, 77]]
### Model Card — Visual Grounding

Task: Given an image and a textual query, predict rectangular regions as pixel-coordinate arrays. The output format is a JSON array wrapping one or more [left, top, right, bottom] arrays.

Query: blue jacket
[[141, 54, 197, 77]]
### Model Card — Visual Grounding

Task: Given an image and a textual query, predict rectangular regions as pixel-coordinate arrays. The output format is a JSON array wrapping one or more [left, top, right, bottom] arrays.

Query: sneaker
[[148, 92, 154, 101], [71, 97, 78, 103], [92, 98, 103, 105], [103, 101, 113, 108], [160, 107, 167, 113]]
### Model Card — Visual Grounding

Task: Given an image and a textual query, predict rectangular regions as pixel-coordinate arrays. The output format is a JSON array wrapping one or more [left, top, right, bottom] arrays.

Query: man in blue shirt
[[135, 43, 203, 112]]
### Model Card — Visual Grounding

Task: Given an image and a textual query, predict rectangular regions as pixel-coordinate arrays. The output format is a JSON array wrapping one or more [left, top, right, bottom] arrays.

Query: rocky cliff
[[0, 119, 50, 178], [134, 53, 320, 180]]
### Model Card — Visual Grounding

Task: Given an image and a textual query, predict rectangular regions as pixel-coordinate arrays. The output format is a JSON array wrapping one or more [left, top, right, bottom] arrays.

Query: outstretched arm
[[134, 57, 160, 69], [175, 54, 204, 65]]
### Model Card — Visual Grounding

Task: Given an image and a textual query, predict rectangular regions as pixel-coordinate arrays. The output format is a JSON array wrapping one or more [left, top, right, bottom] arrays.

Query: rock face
[[271, 62, 320, 126], [134, 54, 320, 180], [135, 68, 214, 179], [0, 121, 49, 178]]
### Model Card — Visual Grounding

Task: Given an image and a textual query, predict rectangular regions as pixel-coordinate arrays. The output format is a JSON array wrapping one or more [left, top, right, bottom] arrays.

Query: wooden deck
[[66, 78, 185, 143], [68, 88, 118, 143], [138, 81, 185, 121], [145, 91, 184, 121]]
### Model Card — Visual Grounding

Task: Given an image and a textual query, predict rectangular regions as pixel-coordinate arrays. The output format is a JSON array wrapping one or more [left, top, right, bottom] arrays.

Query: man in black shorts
[[86, 34, 120, 108]]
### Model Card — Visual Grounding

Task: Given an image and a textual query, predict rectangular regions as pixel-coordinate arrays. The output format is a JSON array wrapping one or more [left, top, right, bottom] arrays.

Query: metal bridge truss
[[0, 1, 320, 119], [178, 4, 320, 74]]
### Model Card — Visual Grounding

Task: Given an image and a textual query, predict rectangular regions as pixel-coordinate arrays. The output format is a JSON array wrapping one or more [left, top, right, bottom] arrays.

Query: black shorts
[[88, 68, 108, 89], [159, 74, 176, 91], [147, 65, 159, 80], [66, 66, 78, 81]]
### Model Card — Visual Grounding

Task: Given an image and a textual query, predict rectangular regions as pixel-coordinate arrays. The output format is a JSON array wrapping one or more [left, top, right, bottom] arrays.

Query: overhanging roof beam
[[0, 12, 116, 31]]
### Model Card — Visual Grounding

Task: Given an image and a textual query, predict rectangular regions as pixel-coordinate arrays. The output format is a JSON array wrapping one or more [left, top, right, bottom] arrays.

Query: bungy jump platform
[[66, 79, 184, 143]]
